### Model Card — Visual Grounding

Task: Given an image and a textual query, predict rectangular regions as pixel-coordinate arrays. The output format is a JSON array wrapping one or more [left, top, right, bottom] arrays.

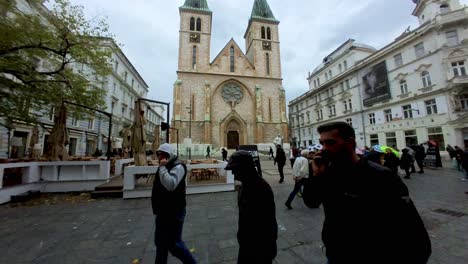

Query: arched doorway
[[227, 131, 239, 149]]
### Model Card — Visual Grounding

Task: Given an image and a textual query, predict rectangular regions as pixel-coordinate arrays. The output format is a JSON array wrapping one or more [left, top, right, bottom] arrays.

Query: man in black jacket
[[151, 143, 196, 264], [225, 150, 277, 263], [304, 122, 431, 264], [274, 145, 286, 183]]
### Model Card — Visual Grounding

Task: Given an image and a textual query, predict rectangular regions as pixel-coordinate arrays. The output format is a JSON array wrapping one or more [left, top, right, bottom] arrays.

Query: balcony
[[435, 8, 468, 27]]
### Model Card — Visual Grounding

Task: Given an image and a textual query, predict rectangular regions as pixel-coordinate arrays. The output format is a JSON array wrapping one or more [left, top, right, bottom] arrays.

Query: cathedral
[[172, 0, 288, 149]]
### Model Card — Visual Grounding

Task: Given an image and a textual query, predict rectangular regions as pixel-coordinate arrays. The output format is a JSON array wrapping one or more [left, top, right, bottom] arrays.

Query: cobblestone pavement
[[0, 156, 467, 264]]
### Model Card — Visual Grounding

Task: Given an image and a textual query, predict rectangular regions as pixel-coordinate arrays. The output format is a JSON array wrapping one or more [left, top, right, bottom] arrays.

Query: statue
[[274, 134, 283, 147]]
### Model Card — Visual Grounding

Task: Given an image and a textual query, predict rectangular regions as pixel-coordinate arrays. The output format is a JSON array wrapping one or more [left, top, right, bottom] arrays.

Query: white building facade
[[289, 0, 468, 150], [0, 0, 164, 159]]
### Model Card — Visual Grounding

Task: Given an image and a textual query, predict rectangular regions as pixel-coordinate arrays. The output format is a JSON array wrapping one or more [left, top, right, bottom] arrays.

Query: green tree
[[0, 0, 113, 125]]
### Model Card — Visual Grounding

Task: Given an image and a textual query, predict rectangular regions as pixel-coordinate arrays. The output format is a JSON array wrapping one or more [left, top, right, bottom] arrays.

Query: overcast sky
[[69, 0, 467, 113]]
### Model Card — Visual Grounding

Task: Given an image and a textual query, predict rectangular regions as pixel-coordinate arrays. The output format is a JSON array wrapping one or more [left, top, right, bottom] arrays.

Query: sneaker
[[285, 202, 292, 210], [297, 192, 302, 198], [279, 180, 284, 184]]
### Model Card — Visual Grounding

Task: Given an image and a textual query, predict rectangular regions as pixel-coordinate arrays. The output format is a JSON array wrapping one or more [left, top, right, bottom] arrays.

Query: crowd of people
[[149, 121, 468, 263]]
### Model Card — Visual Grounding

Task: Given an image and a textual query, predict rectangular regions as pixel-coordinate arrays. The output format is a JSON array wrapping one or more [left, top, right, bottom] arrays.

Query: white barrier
[[114, 158, 134, 176], [0, 160, 110, 204], [123, 161, 235, 199]]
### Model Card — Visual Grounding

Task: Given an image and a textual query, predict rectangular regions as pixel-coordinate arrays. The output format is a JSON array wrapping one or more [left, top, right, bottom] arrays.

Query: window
[[267, 27, 271, 40], [400, 80, 408, 94], [425, 99, 438, 115], [340, 82, 344, 92], [451, 61, 466, 77], [49, 107, 55, 121], [261, 27, 265, 39], [384, 109, 392, 122], [306, 112, 310, 122], [196, 18, 201, 32], [394, 53, 403, 67], [421, 71, 432, 87], [266, 53, 270, 75], [71, 117, 79, 127], [131, 79, 134, 88], [446, 30, 459, 46], [328, 104, 336, 117], [402, 105, 413, 119], [313, 80, 317, 88], [339, 64, 342, 72], [343, 99, 352, 112], [113, 82, 117, 93], [369, 113, 376, 125], [114, 60, 119, 72], [124, 71, 128, 81], [329, 70, 332, 79], [344, 60, 348, 70], [316, 109, 323, 121], [440, 4, 450, 14], [190, 17, 195, 31], [330, 87, 334, 96], [317, 77, 320, 86], [346, 118, 353, 126], [459, 94, 468, 110], [230, 47, 235, 72], [111, 101, 115, 114], [121, 106, 127, 117], [87, 118, 94, 130], [192, 46, 197, 69], [345, 79, 350, 89], [370, 134, 379, 146], [318, 93, 321, 101], [428, 127, 445, 150], [414, 42, 425, 58], [386, 132, 397, 148], [325, 72, 328, 81], [405, 130, 418, 145]]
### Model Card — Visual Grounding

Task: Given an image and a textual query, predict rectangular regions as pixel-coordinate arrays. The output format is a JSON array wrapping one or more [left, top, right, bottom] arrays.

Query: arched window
[[266, 53, 270, 75], [190, 17, 195, 31], [440, 4, 450, 14], [339, 64, 342, 72], [421, 71, 432, 87], [230, 46, 235, 72], [344, 60, 348, 70], [400, 79, 408, 94], [261, 27, 265, 39], [192, 46, 197, 69], [196, 18, 201, 32], [267, 27, 271, 40]]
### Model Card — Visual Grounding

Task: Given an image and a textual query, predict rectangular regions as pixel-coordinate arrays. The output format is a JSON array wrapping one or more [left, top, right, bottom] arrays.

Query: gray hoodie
[[157, 143, 185, 191]]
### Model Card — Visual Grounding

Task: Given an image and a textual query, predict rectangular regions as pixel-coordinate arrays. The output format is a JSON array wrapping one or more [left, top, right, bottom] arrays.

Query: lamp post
[[186, 103, 192, 159]]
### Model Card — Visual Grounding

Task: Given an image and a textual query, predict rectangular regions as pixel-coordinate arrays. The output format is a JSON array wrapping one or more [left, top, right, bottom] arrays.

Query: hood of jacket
[[157, 143, 176, 161]]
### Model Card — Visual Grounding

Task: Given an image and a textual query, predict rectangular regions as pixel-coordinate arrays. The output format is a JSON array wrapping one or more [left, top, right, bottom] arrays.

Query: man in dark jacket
[[225, 150, 278, 263], [411, 144, 426, 173], [461, 146, 468, 181], [151, 143, 196, 264], [303, 122, 431, 264], [274, 145, 286, 183]]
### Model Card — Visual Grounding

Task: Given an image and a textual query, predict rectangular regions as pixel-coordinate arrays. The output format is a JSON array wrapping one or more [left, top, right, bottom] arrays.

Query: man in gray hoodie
[[151, 143, 196, 264]]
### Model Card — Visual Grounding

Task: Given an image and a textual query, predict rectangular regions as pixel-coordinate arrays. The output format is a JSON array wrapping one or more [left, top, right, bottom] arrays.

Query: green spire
[[180, 0, 211, 13], [250, 0, 278, 22]]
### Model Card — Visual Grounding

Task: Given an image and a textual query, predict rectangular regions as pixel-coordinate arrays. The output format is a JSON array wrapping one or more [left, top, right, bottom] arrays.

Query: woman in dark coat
[[384, 149, 400, 174], [400, 149, 412, 179]]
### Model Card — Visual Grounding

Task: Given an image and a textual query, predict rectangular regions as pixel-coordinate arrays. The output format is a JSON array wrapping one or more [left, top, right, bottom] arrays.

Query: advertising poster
[[362, 61, 391, 106]]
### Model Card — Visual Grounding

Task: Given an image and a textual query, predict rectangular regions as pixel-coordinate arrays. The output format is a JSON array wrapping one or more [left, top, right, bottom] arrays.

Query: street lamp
[[186, 102, 192, 159]]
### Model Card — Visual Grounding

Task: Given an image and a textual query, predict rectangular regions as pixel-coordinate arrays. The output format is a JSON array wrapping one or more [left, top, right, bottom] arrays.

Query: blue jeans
[[154, 208, 196, 264], [286, 178, 306, 204]]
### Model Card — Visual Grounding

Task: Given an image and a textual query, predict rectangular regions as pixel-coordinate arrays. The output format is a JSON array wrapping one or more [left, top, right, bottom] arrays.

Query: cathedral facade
[[172, 0, 288, 149]]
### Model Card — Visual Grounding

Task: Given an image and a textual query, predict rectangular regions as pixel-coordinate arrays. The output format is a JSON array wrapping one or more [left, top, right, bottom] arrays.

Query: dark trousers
[[289, 158, 296, 168], [404, 168, 411, 178], [154, 209, 196, 264], [286, 178, 306, 205], [416, 159, 424, 172], [277, 164, 285, 182], [410, 162, 416, 173]]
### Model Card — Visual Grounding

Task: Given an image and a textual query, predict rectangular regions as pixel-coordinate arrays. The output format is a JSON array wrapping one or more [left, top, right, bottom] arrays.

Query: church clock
[[190, 33, 200, 43], [262, 41, 271, 50]]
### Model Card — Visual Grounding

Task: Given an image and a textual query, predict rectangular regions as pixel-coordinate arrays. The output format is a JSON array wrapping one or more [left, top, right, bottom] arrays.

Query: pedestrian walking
[[151, 143, 197, 264], [221, 147, 228, 161], [290, 146, 299, 168], [384, 148, 400, 174], [274, 145, 286, 183], [224, 151, 278, 264], [268, 146, 274, 160], [461, 146, 468, 181], [285, 149, 309, 209], [304, 122, 431, 264], [446, 144, 456, 159], [454, 146, 464, 171], [400, 148, 413, 179], [412, 144, 426, 173], [205, 145, 211, 158]]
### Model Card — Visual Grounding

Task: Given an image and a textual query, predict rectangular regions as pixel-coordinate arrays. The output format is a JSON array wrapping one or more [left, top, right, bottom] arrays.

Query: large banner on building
[[361, 61, 391, 106]]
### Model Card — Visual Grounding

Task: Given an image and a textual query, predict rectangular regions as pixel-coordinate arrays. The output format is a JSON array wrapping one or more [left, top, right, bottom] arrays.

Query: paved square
[[1, 158, 467, 264]]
